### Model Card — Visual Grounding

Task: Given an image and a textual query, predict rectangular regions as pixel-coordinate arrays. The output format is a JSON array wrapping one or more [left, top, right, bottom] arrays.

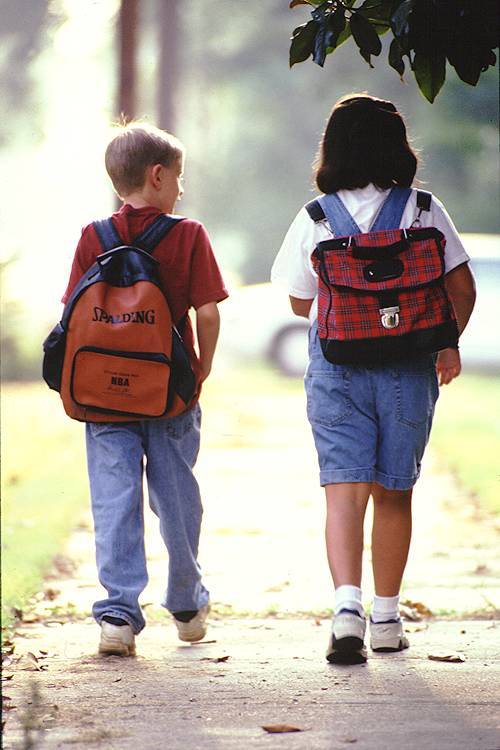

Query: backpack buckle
[[379, 306, 400, 329]]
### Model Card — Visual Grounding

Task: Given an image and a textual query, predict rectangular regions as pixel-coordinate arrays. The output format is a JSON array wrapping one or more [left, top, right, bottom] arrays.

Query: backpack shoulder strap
[[133, 214, 185, 254], [416, 190, 432, 212], [304, 199, 326, 223], [93, 218, 122, 251], [412, 190, 432, 227]]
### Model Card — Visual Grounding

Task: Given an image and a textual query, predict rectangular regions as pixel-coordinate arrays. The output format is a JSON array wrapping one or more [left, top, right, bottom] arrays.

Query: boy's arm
[[196, 302, 220, 382]]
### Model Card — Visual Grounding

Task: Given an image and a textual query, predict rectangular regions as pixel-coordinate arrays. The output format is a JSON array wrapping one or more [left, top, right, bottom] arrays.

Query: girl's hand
[[436, 348, 461, 385]]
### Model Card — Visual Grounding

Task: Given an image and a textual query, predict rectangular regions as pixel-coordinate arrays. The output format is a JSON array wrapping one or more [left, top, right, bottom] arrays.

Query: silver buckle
[[379, 306, 400, 329]]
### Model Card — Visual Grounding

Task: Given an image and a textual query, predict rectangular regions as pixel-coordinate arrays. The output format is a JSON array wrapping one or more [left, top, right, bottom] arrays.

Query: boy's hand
[[436, 347, 461, 385], [199, 362, 212, 383], [196, 302, 220, 384]]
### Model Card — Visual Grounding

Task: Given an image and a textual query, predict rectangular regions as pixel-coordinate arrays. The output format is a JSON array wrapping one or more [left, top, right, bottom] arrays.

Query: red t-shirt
[[62, 203, 228, 382]]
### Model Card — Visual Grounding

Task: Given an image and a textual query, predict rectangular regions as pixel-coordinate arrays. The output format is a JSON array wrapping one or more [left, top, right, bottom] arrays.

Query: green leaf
[[349, 11, 382, 67], [326, 8, 346, 50], [413, 50, 446, 103], [289, 20, 320, 67], [313, 23, 329, 67], [389, 38, 405, 78], [391, 0, 415, 38], [357, 0, 392, 34]]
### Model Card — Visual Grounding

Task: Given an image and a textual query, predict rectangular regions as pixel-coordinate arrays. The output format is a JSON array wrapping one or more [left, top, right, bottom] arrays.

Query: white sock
[[334, 585, 364, 618], [371, 594, 400, 623]]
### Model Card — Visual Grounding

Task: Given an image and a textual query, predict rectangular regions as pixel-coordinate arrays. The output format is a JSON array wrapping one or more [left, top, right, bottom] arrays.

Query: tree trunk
[[157, 0, 179, 133], [118, 0, 138, 121]]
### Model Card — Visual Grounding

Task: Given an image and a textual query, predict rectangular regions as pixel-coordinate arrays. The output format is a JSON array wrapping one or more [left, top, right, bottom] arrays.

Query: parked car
[[220, 234, 500, 377]]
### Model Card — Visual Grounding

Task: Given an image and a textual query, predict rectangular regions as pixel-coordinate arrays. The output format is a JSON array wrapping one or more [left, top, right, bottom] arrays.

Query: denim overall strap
[[370, 186, 412, 231], [317, 193, 361, 236]]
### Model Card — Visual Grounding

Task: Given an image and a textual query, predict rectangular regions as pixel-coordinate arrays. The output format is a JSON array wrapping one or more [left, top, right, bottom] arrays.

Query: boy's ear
[[149, 164, 164, 188]]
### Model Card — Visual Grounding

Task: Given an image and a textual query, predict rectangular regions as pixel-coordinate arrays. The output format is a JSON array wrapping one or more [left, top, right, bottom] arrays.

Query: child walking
[[62, 123, 228, 655], [271, 94, 476, 664]]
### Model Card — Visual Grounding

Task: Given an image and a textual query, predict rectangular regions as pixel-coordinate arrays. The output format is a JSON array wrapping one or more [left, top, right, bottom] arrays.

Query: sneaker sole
[[176, 627, 207, 643], [99, 639, 136, 656], [327, 636, 367, 665], [371, 640, 409, 653]]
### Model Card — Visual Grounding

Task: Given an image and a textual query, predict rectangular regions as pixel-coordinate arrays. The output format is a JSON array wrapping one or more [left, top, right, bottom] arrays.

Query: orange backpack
[[43, 215, 197, 422]]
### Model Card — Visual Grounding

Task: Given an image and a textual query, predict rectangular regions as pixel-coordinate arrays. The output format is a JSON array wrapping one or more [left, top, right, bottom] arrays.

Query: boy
[[62, 123, 228, 656]]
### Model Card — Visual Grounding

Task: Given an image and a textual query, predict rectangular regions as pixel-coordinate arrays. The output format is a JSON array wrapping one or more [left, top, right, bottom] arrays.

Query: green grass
[[1, 382, 88, 629], [429, 373, 500, 514]]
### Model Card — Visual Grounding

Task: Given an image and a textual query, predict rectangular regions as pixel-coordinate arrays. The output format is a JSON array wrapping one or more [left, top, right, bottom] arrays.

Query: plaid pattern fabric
[[312, 228, 456, 342]]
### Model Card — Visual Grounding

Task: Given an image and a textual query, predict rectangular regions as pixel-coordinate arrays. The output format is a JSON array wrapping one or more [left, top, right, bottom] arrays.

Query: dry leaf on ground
[[262, 724, 303, 733], [428, 652, 465, 663], [401, 599, 433, 617]]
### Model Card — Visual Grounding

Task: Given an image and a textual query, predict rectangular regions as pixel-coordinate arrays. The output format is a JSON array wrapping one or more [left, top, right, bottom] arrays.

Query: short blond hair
[[105, 122, 185, 197]]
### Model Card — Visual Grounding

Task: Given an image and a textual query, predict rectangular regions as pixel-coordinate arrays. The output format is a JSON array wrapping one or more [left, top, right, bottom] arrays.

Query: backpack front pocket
[[70, 347, 171, 418]]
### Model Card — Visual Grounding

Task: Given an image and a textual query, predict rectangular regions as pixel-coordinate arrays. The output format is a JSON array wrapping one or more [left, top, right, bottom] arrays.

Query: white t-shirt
[[271, 184, 470, 322]]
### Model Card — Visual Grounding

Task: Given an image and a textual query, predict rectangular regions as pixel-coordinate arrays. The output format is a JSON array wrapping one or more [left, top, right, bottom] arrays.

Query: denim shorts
[[304, 326, 439, 490]]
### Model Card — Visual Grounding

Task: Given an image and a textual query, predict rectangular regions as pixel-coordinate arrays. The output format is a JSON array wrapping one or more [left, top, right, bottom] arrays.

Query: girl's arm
[[290, 296, 313, 318], [436, 261, 476, 386], [444, 262, 476, 335]]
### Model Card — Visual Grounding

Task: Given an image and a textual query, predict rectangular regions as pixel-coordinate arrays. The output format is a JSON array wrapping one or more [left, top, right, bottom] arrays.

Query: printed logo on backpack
[[306, 188, 459, 365], [43, 214, 197, 422]]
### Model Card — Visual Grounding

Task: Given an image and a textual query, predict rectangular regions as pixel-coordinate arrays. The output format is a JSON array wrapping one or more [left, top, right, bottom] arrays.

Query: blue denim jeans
[[85, 404, 209, 634], [305, 325, 439, 490]]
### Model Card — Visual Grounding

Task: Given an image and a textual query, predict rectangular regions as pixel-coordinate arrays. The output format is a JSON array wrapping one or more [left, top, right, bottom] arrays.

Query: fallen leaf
[[405, 624, 428, 633], [24, 652, 43, 671], [265, 581, 290, 593], [399, 605, 420, 622], [2, 674, 14, 681], [43, 588, 60, 601], [215, 655, 230, 663], [401, 599, 433, 617], [112, 678, 122, 683], [428, 652, 465, 663], [22, 613, 41, 624], [262, 724, 303, 734], [473, 564, 490, 575]]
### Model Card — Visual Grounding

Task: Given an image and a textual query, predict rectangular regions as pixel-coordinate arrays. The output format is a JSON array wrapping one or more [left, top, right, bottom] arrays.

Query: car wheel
[[269, 323, 309, 377]]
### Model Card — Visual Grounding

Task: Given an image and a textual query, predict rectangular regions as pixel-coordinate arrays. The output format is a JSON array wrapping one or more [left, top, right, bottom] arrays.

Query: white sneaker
[[370, 619, 409, 652], [173, 605, 209, 642], [99, 621, 136, 656], [326, 609, 367, 664]]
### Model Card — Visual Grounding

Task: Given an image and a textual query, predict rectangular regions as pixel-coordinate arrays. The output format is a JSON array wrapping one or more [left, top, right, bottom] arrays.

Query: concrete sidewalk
[[3, 616, 499, 749], [3, 374, 500, 748]]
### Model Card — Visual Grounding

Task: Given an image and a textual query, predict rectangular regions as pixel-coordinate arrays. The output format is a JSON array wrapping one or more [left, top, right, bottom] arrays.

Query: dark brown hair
[[315, 94, 418, 193], [105, 122, 185, 197]]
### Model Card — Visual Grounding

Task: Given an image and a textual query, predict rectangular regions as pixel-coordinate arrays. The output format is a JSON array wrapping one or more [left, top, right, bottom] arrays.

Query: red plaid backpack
[[305, 187, 459, 365]]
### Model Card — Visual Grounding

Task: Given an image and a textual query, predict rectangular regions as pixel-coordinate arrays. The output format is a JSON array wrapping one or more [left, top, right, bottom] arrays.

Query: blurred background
[[1, 0, 498, 380], [1, 0, 499, 627]]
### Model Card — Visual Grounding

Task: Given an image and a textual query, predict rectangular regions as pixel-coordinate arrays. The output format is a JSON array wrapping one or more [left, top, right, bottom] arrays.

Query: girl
[[271, 94, 476, 664]]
